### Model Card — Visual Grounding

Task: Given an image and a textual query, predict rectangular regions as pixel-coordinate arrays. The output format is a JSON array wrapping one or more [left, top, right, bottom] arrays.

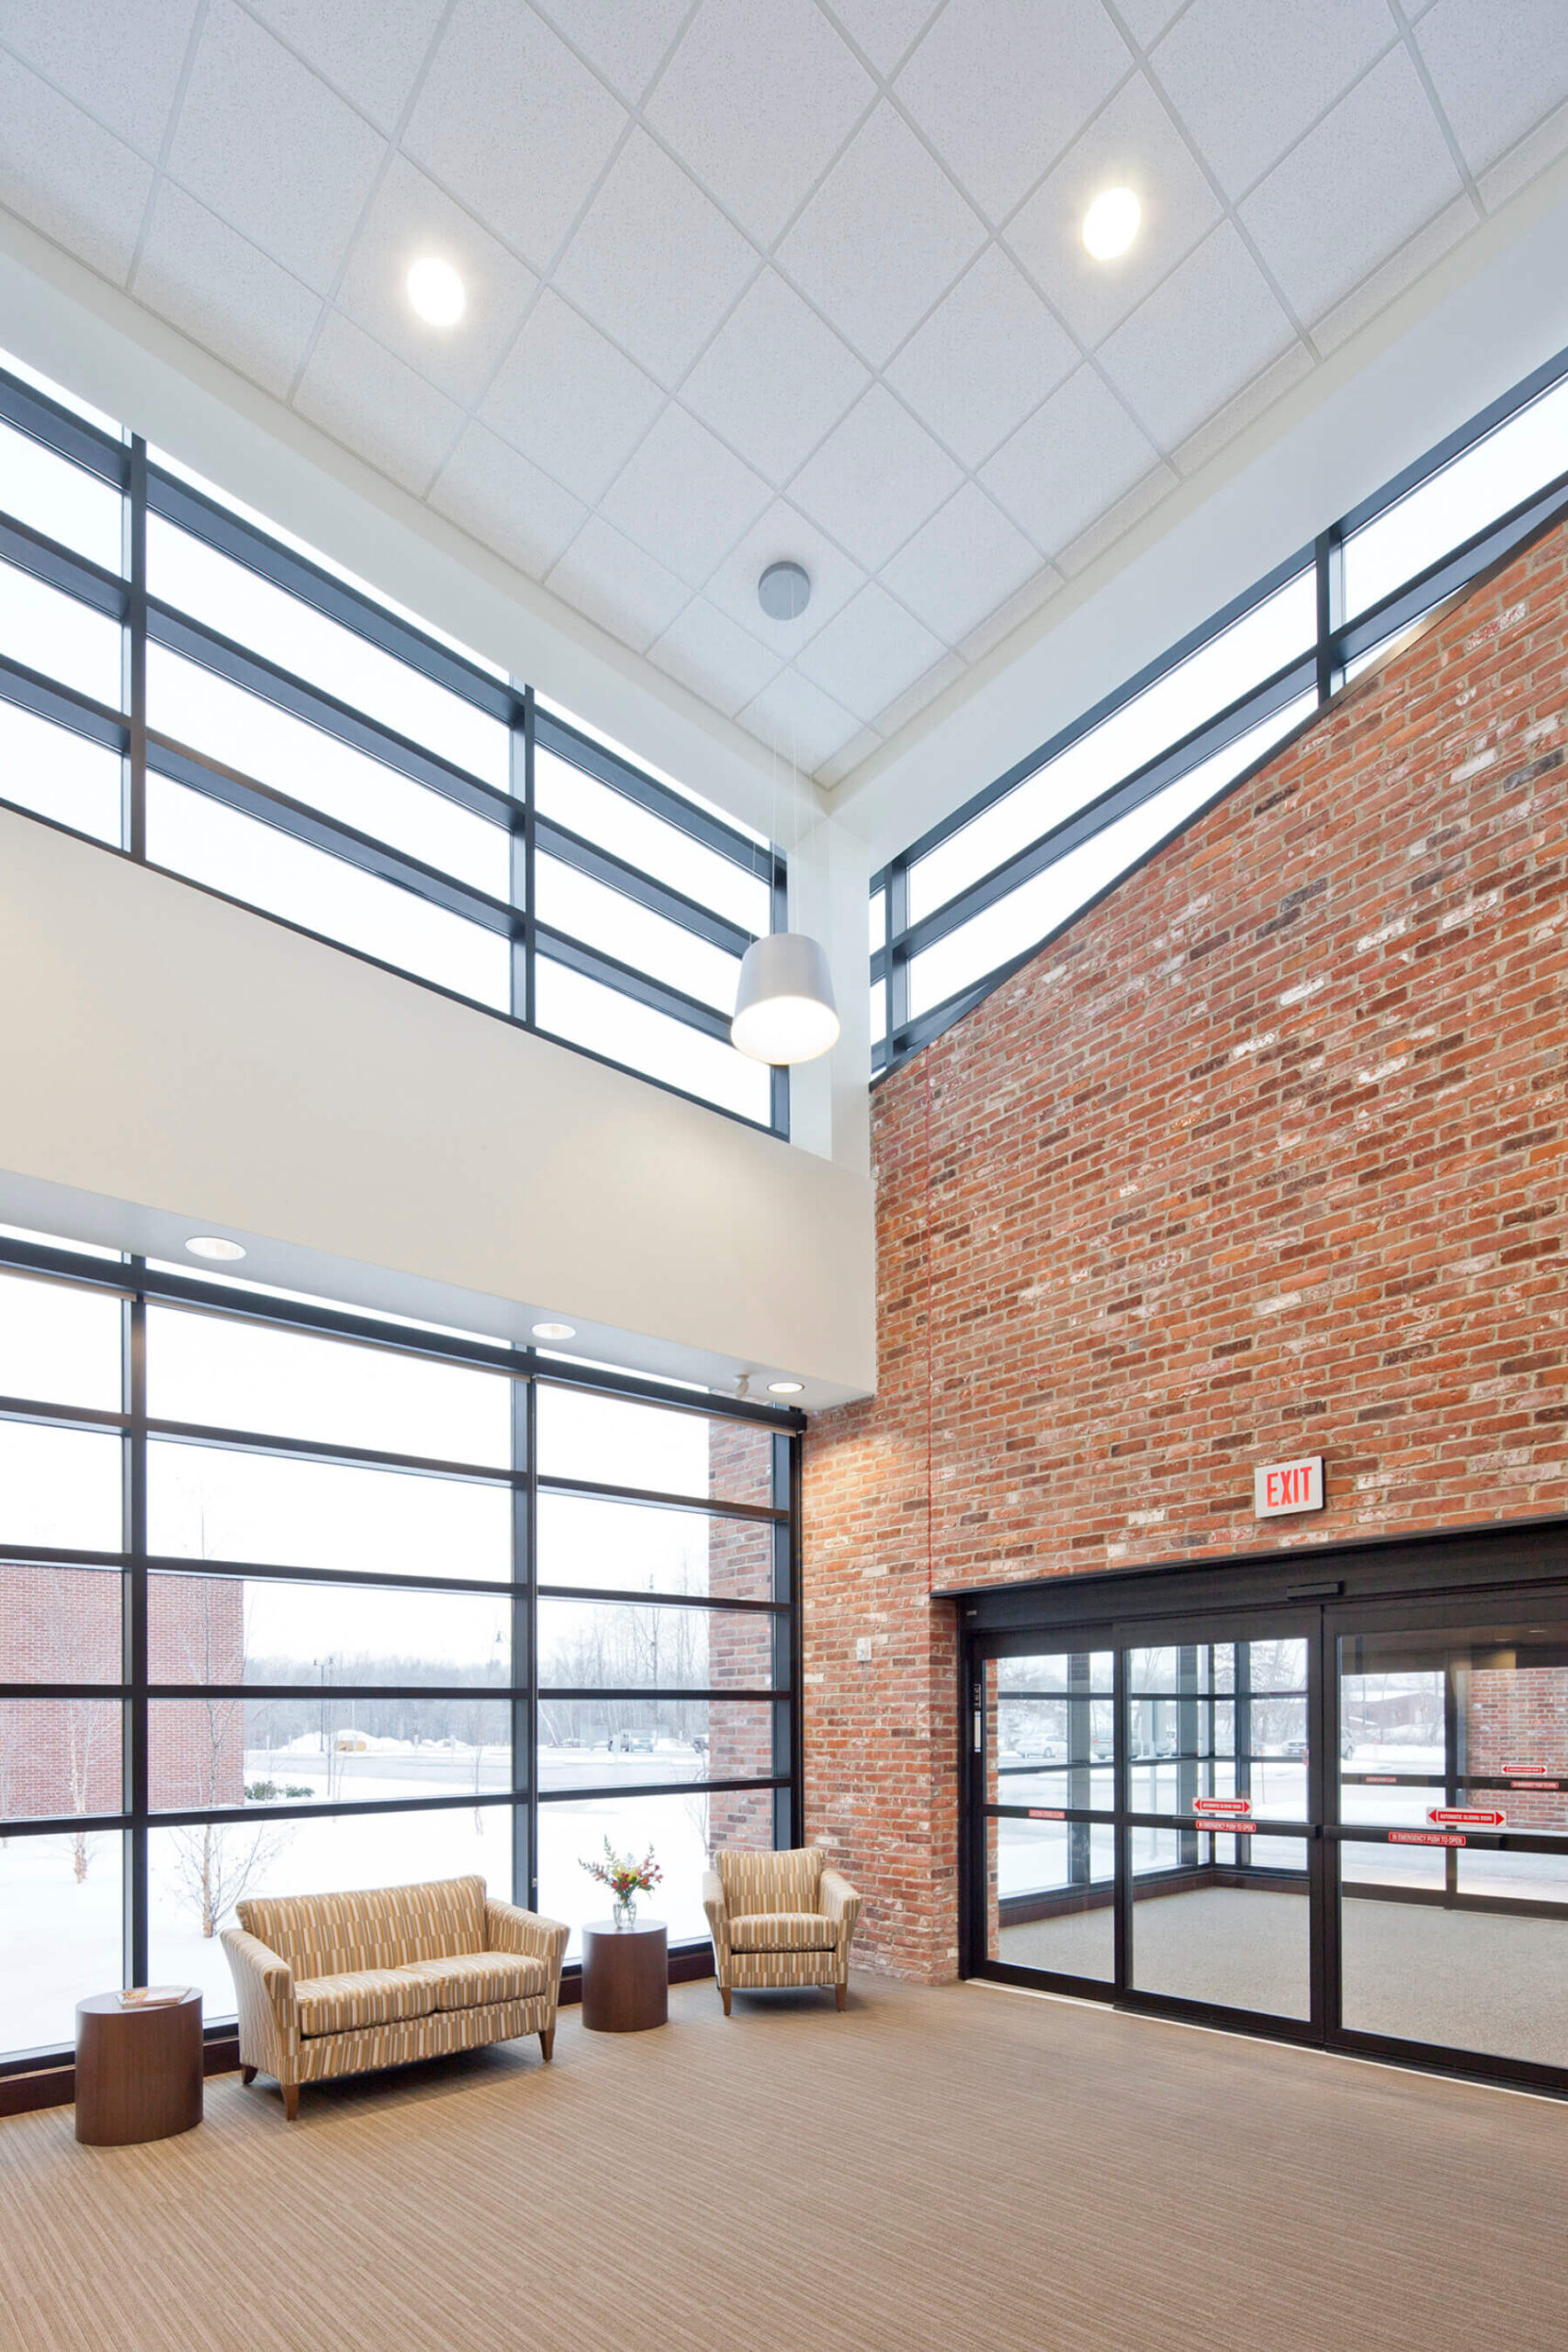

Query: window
[[0, 1234, 799, 2064], [877, 341, 1568, 1076], [0, 350, 786, 1135]]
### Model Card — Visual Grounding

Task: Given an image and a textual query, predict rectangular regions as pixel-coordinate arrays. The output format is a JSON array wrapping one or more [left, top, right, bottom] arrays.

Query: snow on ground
[[3, 1748, 720, 2055]]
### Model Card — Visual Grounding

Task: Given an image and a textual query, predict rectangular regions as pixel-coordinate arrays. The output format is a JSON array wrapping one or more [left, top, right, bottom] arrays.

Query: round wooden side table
[[581, 1919, 669, 2032], [74, 1990, 204, 2146]]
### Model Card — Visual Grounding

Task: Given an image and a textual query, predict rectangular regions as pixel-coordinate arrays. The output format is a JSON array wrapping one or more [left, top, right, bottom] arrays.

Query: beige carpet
[[1, 1975, 1564, 2352]]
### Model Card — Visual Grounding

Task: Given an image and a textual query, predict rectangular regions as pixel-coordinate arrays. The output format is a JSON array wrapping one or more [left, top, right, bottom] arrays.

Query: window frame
[[0, 1231, 804, 2071], [0, 362, 788, 1136], [874, 338, 1568, 1078]]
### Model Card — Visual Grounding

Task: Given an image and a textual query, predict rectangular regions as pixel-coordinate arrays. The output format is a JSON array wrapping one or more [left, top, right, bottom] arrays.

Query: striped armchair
[[703, 1847, 862, 2012], [222, 1875, 568, 2119]]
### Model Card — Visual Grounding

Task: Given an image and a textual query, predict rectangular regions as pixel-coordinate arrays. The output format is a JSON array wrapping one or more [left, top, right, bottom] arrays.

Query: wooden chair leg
[[538, 2027, 555, 2061], [241, 2064, 256, 2085], [720, 1984, 732, 2016], [282, 2083, 299, 2121], [835, 1982, 847, 2011]]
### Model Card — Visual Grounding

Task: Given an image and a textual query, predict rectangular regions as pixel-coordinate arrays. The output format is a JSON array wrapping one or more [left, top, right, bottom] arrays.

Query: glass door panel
[[1125, 1632, 1313, 2021], [1337, 1617, 1568, 2072], [982, 1646, 1115, 1983]]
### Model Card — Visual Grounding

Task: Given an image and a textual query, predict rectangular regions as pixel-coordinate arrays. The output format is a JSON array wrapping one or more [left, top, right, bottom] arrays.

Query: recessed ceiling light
[[406, 255, 466, 328], [758, 560, 811, 622], [532, 1320, 576, 1341], [767, 1379, 805, 1396], [1082, 187, 1141, 261], [186, 1236, 246, 1262]]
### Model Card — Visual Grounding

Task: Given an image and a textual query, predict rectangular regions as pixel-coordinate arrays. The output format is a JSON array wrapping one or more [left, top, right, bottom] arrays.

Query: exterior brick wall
[[805, 522, 1568, 1981], [0, 1565, 246, 1821], [705, 1418, 778, 1854]]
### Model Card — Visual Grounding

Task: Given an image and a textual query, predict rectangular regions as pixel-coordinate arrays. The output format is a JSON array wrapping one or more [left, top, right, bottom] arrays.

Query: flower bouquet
[[581, 1836, 662, 1928]]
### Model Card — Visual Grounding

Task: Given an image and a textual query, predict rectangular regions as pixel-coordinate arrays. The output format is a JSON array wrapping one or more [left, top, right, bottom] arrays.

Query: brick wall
[[705, 1418, 778, 1853], [0, 1565, 246, 1821], [805, 521, 1568, 1981]]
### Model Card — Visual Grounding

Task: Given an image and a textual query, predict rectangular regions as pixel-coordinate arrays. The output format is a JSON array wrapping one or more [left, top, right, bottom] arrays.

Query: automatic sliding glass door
[[979, 1643, 1116, 1987], [1334, 1605, 1568, 2077]]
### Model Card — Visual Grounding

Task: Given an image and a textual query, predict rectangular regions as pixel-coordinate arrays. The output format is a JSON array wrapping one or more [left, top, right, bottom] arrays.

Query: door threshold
[[963, 1975, 1563, 2105]]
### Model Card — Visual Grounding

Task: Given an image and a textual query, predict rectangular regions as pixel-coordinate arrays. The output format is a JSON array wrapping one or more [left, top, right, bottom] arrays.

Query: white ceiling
[[2, 0, 1566, 787]]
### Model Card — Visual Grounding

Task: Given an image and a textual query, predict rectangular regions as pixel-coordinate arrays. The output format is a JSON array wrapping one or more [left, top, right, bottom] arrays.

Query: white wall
[[0, 810, 875, 1407]]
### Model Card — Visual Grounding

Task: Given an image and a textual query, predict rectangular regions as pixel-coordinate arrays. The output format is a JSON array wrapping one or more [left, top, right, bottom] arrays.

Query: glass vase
[[613, 1896, 637, 1930]]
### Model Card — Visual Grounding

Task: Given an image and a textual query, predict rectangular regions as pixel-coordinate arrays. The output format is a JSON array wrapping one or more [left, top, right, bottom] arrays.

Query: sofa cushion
[[716, 1848, 824, 1918], [399, 1952, 548, 2011], [295, 1969, 437, 2038], [238, 1876, 488, 1979], [728, 1911, 839, 1953]]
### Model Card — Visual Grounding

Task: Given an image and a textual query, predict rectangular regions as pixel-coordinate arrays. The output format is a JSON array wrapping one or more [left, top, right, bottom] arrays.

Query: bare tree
[[169, 1819, 294, 1939]]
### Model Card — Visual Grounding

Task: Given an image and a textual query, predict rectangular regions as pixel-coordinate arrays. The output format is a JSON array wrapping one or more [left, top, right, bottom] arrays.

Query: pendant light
[[731, 566, 840, 1067]]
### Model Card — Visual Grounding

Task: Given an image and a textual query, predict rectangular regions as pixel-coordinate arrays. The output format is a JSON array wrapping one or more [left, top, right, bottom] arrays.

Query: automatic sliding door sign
[[1427, 1806, 1506, 1828]]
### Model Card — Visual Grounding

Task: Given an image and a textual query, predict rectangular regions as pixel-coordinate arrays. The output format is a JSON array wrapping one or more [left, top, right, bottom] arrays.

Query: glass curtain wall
[[0, 353, 784, 1134], [874, 343, 1568, 1073], [0, 1235, 800, 2065]]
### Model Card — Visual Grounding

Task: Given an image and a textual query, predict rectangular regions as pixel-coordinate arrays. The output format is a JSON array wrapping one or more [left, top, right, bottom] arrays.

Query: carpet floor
[[1, 1974, 1563, 2352]]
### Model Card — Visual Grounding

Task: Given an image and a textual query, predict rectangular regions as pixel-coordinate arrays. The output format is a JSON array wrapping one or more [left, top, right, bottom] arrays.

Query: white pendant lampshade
[[731, 932, 840, 1065]]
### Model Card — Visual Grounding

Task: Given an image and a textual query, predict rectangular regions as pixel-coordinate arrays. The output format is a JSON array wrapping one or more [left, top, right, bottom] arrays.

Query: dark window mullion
[[125, 1284, 148, 1986]]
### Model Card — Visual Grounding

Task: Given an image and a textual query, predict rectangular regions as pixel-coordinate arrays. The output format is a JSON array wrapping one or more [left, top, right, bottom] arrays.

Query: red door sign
[[1390, 1830, 1464, 1846], [1193, 1795, 1252, 1815], [1027, 1808, 1065, 1820], [1503, 1762, 1545, 1776], [1427, 1806, 1506, 1828]]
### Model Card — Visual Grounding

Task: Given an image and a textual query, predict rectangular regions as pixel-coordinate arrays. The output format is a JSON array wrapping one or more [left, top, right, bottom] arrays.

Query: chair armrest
[[221, 1928, 298, 2075], [820, 1869, 863, 1959], [702, 1870, 729, 1956], [485, 1898, 570, 1995]]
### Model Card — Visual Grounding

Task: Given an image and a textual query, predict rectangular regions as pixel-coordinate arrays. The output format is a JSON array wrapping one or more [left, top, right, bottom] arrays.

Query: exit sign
[[1255, 1456, 1324, 1517]]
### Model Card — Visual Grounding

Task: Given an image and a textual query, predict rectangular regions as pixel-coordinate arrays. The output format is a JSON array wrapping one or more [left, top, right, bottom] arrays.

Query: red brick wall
[[805, 523, 1568, 1981], [705, 1418, 778, 1853], [0, 1565, 246, 1820]]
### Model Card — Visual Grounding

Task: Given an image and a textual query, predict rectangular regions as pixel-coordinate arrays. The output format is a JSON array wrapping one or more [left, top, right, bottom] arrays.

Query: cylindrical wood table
[[581, 1919, 668, 2032], [75, 1990, 204, 2146]]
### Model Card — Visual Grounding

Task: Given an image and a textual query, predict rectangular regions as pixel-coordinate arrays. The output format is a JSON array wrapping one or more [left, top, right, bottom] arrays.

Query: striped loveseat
[[221, 1876, 569, 2119], [703, 1847, 863, 2012]]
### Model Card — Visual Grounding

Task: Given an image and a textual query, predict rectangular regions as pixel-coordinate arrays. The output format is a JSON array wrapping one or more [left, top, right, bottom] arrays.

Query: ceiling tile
[[980, 364, 1161, 554], [402, 0, 626, 271], [293, 311, 464, 495], [1097, 223, 1297, 450], [646, 0, 874, 244], [598, 404, 772, 588], [1005, 73, 1222, 348], [648, 599, 784, 718], [1115, 0, 1186, 41], [0, 52, 153, 283], [547, 515, 690, 653], [788, 384, 963, 569], [164, 2, 385, 293], [553, 129, 759, 385], [1310, 194, 1475, 356], [245, 0, 445, 132], [879, 482, 1042, 645], [894, 0, 1132, 223], [333, 154, 537, 406], [428, 421, 588, 579], [0, 0, 197, 155], [775, 103, 986, 367], [823, 0, 944, 77], [885, 245, 1078, 469], [795, 581, 945, 720], [1054, 453, 1176, 574], [680, 270, 870, 485], [1149, 0, 1393, 201], [737, 668, 863, 774], [1416, 0, 1568, 175], [705, 502, 869, 650], [1240, 50, 1464, 324], [528, 0, 693, 104], [132, 183, 321, 399], [479, 290, 664, 504]]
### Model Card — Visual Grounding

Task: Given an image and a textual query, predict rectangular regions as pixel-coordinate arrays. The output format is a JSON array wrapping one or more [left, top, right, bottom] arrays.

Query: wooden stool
[[581, 1920, 668, 2032], [75, 1991, 204, 2146]]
